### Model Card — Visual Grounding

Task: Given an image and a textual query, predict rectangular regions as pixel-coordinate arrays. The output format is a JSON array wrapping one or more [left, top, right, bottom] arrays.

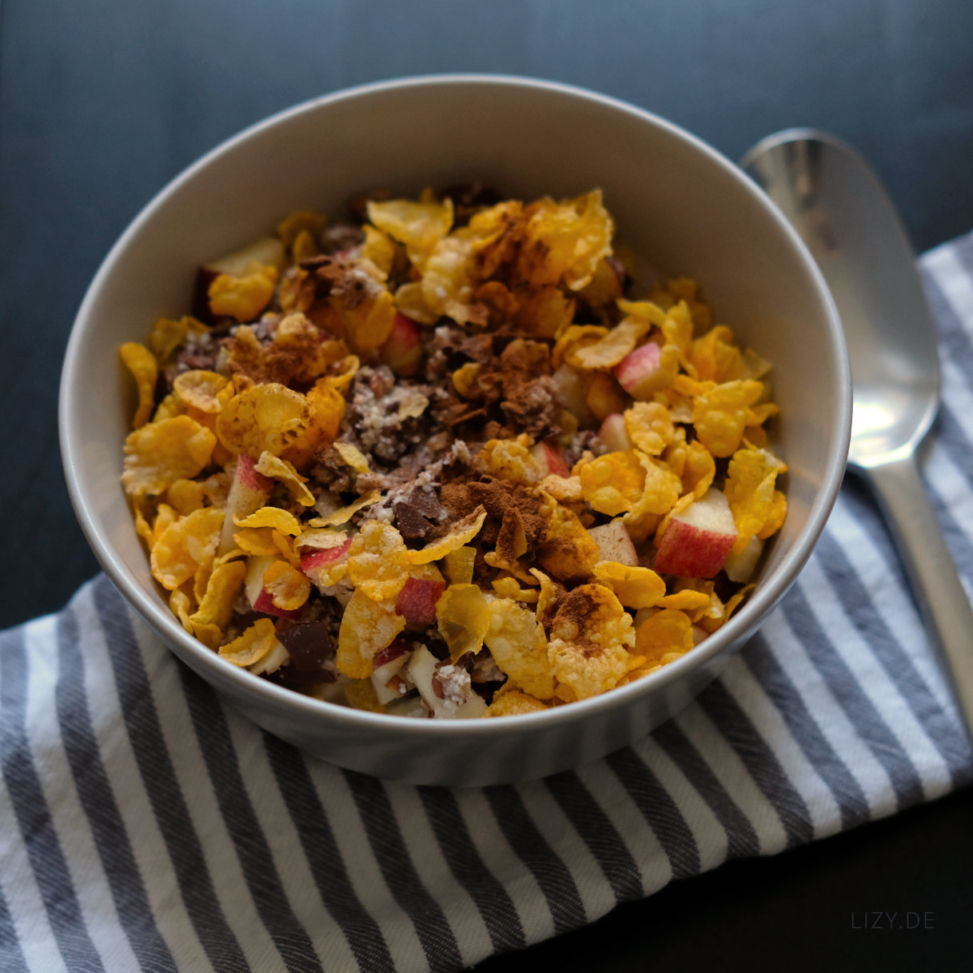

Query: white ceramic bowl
[[60, 75, 851, 785]]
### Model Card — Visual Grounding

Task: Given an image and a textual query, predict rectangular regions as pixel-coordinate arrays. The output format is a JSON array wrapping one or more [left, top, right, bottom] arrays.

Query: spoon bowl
[[742, 129, 973, 744]]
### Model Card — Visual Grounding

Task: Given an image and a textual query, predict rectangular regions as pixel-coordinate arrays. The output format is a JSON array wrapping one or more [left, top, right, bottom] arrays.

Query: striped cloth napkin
[[3, 234, 973, 973]]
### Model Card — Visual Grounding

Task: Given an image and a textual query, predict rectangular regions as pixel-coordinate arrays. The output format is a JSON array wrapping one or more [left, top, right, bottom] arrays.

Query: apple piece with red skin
[[395, 577, 447, 625], [597, 413, 633, 453], [244, 555, 304, 619], [379, 312, 424, 377], [530, 441, 571, 478], [614, 342, 666, 400], [370, 637, 414, 704], [724, 536, 764, 583], [588, 520, 639, 567], [654, 489, 738, 579], [218, 453, 274, 554], [300, 539, 353, 588]]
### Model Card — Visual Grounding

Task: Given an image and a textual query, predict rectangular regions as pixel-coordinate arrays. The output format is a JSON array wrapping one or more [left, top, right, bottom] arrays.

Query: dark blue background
[[1, 0, 971, 969]]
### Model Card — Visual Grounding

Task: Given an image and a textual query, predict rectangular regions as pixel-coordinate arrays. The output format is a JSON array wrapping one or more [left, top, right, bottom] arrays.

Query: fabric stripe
[[0, 880, 30, 973], [448, 788, 556, 946], [782, 584, 924, 807], [604, 747, 700, 878], [816, 531, 971, 783], [178, 667, 323, 973], [694, 681, 813, 848], [0, 773, 68, 973], [483, 785, 586, 935], [743, 633, 871, 830], [92, 580, 251, 973], [417, 786, 526, 954], [343, 770, 463, 973], [0, 627, 106, 973], [650, 718, 760, 859], [543, 771, 643, 902], [54, 608, 178, 973], [262, 733, 396, 973], [831, 484, 956, 713]]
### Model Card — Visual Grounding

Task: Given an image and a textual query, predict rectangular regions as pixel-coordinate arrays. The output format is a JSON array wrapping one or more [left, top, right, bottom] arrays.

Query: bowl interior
[[62, 76, 848, 726]]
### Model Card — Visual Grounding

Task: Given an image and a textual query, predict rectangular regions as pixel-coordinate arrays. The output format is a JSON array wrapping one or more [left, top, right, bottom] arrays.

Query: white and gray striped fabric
[[3, 234, 973, 973]]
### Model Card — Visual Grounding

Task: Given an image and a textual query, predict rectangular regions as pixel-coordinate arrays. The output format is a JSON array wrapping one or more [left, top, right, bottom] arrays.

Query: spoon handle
[[865, 454, 973, 745]]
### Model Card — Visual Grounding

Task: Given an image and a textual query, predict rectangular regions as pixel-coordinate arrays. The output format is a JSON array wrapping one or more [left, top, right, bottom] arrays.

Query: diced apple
[[597, 413, 633, 453], [395, 577, 446, 625], [219, 454, 274, 554], [724, 536, 764, 584], [370, 637, 414, 704], [614, 342, 665, 400], [588, 520, 640, 567], [654, 489, 738, 579], [407, 646, 486, 719], [245, 555, 303, 619], [530, 441, 571, 478], [300, 539, 353, 588], [552, 364, 598, 429], [379, 312, 424, 377]]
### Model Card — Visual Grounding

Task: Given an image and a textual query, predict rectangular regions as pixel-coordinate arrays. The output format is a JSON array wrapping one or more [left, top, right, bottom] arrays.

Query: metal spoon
[[741, 128, 973, 743]]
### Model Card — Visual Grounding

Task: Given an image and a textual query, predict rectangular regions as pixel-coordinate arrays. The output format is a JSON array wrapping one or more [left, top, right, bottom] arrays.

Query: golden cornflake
[[122, 416, 216, 496], [483, 599, 554, 699], [724, 446, 788, 553], [367, 195, 454, 269], [219, 618, 280, 667], [333, 442, 370, 474], [485, 692, 549, 717], [578, 451, 646, 516], [233, 506, 302, 535], [571, 317, 651, 370], [188, 560, 246, 649], [593, 562, 666, 610], [444, 546, 477, 586], [119, 342, 158, 428], [263, 560, 311, 612], [348, 521, 409, 601], [208, 262, 279, 322], [548, 584, 635, 701], [624, 402, 675, 456], [693, 379, 764, 458], [336, 590, 406, 679], [516, 190, 613, 291], [538, 496, 600, 582], [216, 383, 309, 458], [254, 451, 315, 506], [173, 370, 229, 415], [150, 506, 224, 591], [634, 609, 694, 663], [437, 583, 492, 662], [478, 437, 542, 485]]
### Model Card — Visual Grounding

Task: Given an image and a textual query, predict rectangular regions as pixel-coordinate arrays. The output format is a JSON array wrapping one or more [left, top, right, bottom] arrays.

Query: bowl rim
[[59, 72, 852, 735]]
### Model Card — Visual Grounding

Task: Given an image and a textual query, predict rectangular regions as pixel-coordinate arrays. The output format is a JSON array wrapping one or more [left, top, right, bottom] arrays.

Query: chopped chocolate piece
[[275, 620, 336, 673], [395, 500, 434, 539]]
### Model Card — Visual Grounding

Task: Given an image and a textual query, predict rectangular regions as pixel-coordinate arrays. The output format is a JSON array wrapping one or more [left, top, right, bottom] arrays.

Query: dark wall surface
[[1, 1, 972, 969]]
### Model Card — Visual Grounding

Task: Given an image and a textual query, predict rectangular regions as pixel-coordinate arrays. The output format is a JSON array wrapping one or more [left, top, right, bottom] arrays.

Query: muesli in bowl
[[120, 184, 787, 719]]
